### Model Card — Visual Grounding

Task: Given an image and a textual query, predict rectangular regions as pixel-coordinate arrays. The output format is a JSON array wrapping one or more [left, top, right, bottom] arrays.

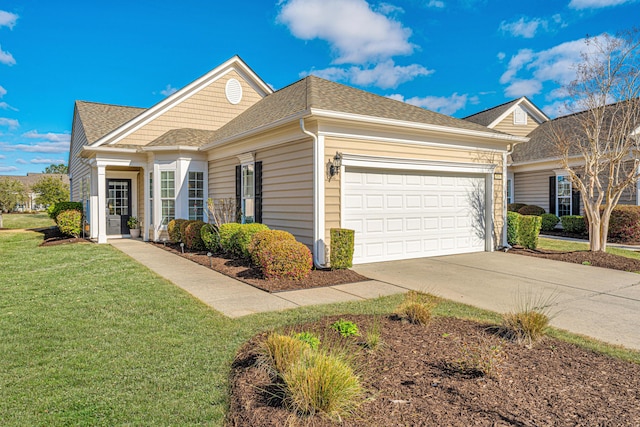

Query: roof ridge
[[463, 98, 521, 120], [75, 100, 146, 110]]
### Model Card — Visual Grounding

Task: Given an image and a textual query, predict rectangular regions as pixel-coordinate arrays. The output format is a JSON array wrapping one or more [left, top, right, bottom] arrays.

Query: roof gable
[[464, 97, 549, 129], [75, 101, 145, 144]]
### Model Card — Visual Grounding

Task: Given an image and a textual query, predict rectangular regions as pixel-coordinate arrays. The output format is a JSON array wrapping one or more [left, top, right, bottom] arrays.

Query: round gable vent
[[225, 78, 243, 105]]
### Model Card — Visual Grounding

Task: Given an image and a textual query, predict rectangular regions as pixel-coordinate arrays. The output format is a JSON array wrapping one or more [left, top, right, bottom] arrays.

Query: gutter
[[502, 143, 519, 249], [299, 118, 327, 269]]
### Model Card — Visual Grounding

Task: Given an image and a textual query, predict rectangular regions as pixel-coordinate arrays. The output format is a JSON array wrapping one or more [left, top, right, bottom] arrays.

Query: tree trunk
[[589, 219, 602, 251]]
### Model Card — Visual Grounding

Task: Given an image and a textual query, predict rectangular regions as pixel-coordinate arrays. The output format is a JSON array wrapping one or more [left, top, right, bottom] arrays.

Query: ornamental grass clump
[[396, 290, 438, 325], [499, 292, 555, 348], [451, 336, 506, 379], [255, 240, 312, 280], [260, 333, 309, 376]]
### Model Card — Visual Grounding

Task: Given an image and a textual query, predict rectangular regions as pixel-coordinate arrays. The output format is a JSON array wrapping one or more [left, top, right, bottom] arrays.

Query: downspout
[[300, 118, 327, 268], [502, 143, 517, 249]]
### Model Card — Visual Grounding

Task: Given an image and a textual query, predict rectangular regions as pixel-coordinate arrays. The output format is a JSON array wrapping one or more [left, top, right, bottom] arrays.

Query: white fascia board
[[310, 108, 528, 143], [509, 155, 583, 172], [82, 146, 138, 154], [90, 56, 272, 148], [140, 146, 200, 152], [341, 153, 497, 174], [488, 97, 549, 128]]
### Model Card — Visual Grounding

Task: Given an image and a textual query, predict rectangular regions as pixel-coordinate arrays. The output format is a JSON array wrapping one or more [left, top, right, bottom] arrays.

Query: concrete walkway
[[108, 238, 403, 318]]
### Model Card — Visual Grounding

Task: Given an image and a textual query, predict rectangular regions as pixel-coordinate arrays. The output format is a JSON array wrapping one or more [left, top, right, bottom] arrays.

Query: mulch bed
[[34, 227, 92, 247], [151, 242, 370, 292], [541, 230, 640, 246], [508, 246, 640, 272], [227, 314, 640, 426]]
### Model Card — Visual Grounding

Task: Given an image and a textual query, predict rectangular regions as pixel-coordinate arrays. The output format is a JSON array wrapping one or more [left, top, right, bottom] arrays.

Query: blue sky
[[0, 0, 638, 175]]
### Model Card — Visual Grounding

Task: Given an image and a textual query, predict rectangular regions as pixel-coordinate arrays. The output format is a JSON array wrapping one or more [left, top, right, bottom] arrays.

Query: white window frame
[[556, 173, 572, 217], [188, 171, 204, 221], [160, 171, 175, 226], [506, 177, 514, 204]]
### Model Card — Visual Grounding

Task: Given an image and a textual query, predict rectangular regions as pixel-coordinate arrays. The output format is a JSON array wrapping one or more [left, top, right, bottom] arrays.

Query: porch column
[[143, 166, 150, 241], [97, 165, 107, 244]]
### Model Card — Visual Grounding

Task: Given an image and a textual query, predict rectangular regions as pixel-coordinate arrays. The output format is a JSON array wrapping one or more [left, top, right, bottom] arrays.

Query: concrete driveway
[[353, 251, 640, 351]]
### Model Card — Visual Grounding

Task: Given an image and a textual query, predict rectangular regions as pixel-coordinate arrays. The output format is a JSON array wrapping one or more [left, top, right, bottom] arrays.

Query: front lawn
[[538, 237, 640, 261], [0, 212, 55, 229], [1, 231, 638, 425]]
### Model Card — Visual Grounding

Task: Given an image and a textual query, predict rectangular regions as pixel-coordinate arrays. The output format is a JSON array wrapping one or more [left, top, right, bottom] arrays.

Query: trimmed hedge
[[47, 201, 82, 223], [606, 206, 640, 242], [540, 213, 560, 232], [231, 223, 270, 258], [184, 220, 206, 250], [57, 209, 82, 237], [507, 203, 527, 213], [249, 229, 296, 266], [255, 239, 313, 280], [518, 215, 542, 249], [330, 228, 355, 269], [200, 223, 219, 252], [506, 211, 521, 246], [561, 215, 586, 234], [168, 219, 188, 243], [179, 220, 196, 244], [219, 223, 243, 253], [517, 205, 545, 216]]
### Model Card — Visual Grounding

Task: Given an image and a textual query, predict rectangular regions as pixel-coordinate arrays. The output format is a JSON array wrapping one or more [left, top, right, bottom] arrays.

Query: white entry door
[[343, 168, 488, 264]]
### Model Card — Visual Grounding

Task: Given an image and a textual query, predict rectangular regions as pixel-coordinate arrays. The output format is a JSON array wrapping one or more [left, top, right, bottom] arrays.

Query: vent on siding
[[225, 78, 243, 105]]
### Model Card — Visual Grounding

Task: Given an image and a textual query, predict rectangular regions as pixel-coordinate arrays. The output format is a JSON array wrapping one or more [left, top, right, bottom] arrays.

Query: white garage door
[[343, 168, 487, 264]]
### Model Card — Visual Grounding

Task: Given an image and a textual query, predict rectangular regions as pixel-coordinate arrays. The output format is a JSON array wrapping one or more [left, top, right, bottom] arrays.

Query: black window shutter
[[572, 175, 581, 215], [255, 161, 263, 224], [235, 165, 241, 223], [549, 176, 556, 216]]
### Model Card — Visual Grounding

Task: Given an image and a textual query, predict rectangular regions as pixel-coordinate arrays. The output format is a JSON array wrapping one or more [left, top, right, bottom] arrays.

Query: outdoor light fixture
[[329, 152, 343, 179], [207, 252, 213, 268], [180, 242, 185, 254], [162, 237, 167, 246]]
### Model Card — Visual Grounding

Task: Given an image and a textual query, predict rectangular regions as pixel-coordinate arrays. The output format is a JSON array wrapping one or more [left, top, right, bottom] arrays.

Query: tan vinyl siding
[[513, 170, 551, 212], [209, 157, 238, 201], [117, 71, 263, 146], [324, 136, 504, 248], [493, 112, 540, 137], [69, 111, 90, 202]]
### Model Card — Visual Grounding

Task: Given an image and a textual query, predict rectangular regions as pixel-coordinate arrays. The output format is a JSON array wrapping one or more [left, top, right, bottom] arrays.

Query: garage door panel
[[344, 168, 487, 264]]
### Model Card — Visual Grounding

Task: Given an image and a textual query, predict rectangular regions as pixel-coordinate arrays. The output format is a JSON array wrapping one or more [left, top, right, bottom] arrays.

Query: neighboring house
[[68, 56, 525, 265], [0, 173, 70, 211]]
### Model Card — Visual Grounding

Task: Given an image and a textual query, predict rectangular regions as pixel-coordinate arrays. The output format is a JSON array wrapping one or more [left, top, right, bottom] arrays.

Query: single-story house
[[465, 97, 640, 217], [0, 173, 70, 212], [68, 56, 526, 265]]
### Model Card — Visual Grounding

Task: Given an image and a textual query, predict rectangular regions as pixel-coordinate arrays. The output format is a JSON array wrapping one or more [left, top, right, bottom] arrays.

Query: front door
[[106, 179, 131, 235]]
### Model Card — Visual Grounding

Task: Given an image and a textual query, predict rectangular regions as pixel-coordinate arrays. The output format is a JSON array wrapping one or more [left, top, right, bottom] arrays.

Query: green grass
[[1, 231, 638, 426], [1, 213, 55, 229], [538, 237, 640, 261]]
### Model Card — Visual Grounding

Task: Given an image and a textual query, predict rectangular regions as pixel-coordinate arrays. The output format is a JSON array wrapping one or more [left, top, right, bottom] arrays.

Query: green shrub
[[57, 209, 82, 237], [560, 215, 586, 234], [293, 332, 321, 350], [330, 228, 355, 269], [260, 333, 308, 376], [606, 206, 640, 242], [168, 219, 188, 243], [200, 223, 219, 252], [230, 223, 270, 258], [507, 203, 527, 212], [518, 215, 542, 249], [395, 290, 438, 325], [47, 201, 82, 223], [282, 350, 362, 419], [183, 220, 206, 250], [249, 229, 296, 265], [517, 204, 545, 216], [179, 220, 196, 244], [218, 222, 242, 253], [331, 319, 360, 337], [506, 211, 521, 246], [540, 213, 560, 232], [255, 240, 313, 280]]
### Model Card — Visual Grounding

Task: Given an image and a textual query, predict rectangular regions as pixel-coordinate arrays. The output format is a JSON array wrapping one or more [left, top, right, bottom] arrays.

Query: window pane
[[243, 165, 254, 199], [189, 200, 204, 221], [162, 200, 175, 224], [161, 171, 175, 198]]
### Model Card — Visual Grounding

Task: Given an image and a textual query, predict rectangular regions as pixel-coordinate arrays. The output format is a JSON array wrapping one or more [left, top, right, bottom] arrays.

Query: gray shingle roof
[[144, 128, 217, 147], [463, 99, 520, 127], [75, 101, 146, 144]]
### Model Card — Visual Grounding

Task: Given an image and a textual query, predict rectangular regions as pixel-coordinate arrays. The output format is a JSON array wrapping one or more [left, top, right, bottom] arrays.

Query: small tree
[[0, 177, 26, 213], [552, 29, 640, 252], [43, 163, 68, 174], [31, 176, 70, 207]]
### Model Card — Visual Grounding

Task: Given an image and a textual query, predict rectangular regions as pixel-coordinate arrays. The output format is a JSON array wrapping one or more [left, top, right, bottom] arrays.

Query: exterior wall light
[[329, 152, 343, 179]]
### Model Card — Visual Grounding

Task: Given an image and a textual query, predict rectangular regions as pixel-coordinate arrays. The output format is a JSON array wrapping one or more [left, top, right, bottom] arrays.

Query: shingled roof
[[463, 99, 520, 127], [212, 76, 508, 143], [141, 128, 217, 148], [75, 101, 145, 144]]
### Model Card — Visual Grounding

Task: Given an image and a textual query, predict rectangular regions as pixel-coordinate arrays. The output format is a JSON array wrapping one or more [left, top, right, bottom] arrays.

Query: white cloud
[[427, 0, 445, 8], [0, 45, 15, 66], [387, 92, 478, 115], [0, 10, 18, 29], [0, 154, 4, 159], [278, 0, 415, 64], [499, 17, 547, 38], [0, 117, 19, 129], [30, 158, 66, 165], [568, 0, 636, 9], [0, 102, 17, 111], [542, 99, 571, 117], [504, 79, 543, 97], [377, 3, 404, 15], [0, 166, 18, 172], [7, 141, 70, 154], [160, 84, 178, 96], [304, 60, 434, 89], [0, 85, 6, 98], [15, 158, 27, 164], [22, 130, 71, 143], [497, 52, 506, 61]]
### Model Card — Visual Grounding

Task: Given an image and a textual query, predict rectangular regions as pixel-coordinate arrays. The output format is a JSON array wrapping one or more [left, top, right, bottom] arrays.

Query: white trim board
[[340, 153, 496, 174]]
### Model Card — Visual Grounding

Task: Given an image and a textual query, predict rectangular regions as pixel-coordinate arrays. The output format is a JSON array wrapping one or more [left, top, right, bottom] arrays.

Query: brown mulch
[[227, 314, 640, 427], [34, 227, 92, 247], [508, 246, 640, 272], [151, 242, 370, 292]]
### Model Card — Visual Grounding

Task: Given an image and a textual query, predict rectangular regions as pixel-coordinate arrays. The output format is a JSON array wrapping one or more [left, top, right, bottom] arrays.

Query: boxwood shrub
[[517, 205, 545, 216], [506, 211, 520, 246], [606, 206, 640, 242], [179, 220, 196, 244], [57, 209, 82, 237], [249, 229, 296, 266], [561, 215, 586, 234], [200, 223, 219, 252], [518, 215, 542, 249], [330, 228, 355, 269], [168, 219, 188, 243], [219, 222, 242, 253], [183, 220, 206, 250], [47, 201, 82, 223], [507, 203, 527, 213], [255, 239, 313, 280], [230, 223, 270, 258], [540, 213, 560, 232]]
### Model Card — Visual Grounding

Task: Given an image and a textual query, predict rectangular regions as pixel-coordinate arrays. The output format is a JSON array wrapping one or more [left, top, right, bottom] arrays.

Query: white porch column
[[90, 166, 99, 239], [97, 165, 107, 244], [143, 166, 150, 241]]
